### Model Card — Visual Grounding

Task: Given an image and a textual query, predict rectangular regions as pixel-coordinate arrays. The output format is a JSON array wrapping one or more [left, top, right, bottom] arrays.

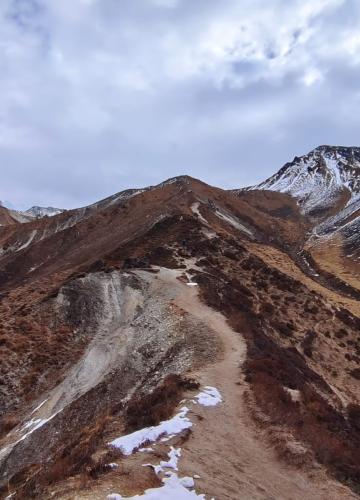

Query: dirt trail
[[33, 267, 358, 500], [151, 268, 357, 500]]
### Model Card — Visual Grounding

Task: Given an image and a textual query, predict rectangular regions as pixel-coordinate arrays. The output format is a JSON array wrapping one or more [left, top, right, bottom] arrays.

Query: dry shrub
[[54, 414, 113, 477], [185, 230, 360, 493], [0, 414, 20, 437], [273, 320, 295, 338], [350, 368, 360, 380], [348, 404, 360, 431], [336, 308, 360, 330], [335, 328, 348, 339], [260, 302, 275, 316], [125, 374, 199, 432], [251, 371, 299, 426], [251, 364, 360, 492], [301, 330, 316, 357], [9, 414, 113, 499], [88, 447, 124, 479]]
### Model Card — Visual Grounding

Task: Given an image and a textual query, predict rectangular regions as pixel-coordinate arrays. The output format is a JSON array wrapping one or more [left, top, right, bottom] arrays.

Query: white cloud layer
[[0, 0, 359, 208]]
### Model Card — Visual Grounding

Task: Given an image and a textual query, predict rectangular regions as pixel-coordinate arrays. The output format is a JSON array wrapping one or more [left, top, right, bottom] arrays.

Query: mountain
[[0, 156, 359, 499], [249, 145, 360, 216], [244, 145, 360, 290], [0, 205, 65, 228], [24, 206, 65, 219], [0, 206, 33, 226]]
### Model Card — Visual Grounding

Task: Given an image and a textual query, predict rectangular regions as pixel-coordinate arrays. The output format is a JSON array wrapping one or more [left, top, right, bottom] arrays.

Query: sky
[[1, 0, 360, 209]]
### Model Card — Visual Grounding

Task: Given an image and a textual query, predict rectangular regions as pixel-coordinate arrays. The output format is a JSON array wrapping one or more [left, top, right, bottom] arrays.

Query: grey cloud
[[0, 0, 359, 209]]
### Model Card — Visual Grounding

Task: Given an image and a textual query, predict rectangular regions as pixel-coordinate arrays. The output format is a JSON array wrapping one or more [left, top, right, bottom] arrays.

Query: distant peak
[[248, 145, 360, 215], [162, 175, 195, 184], [25, 206, 65, 218], [311, 145, 360, 158], [314, 144, 360, 151], [157, 175, 205, 189]]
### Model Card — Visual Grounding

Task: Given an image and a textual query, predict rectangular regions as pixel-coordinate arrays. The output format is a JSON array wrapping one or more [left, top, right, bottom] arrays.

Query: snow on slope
[[108, 386, 222, 499], [25, 206, 65, 218], [249, 145, 360, 216]]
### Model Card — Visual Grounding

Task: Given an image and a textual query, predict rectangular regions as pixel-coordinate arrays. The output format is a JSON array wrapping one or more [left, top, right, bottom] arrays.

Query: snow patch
[[110, 407, 192, 455], [25, 206, 64, 218], [283, 387, 301, 403], [185, 270, 198, 286], [191, 202, 208, 225], [108, 386, 222, 499], [194, 386, 222, 407], [201, 227, 217, 239], [16, 409, 61, 444], [107, 473, 203, 499], [31, 399, 48, 415], [108, 447, 203, 499], [16, 230, 37, 251], [215, 210, 253, 237], [146, 446, 181, 475]]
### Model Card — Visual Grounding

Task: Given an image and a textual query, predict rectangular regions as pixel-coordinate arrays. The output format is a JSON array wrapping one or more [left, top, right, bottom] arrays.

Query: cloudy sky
[[1, 0, 360, 209]]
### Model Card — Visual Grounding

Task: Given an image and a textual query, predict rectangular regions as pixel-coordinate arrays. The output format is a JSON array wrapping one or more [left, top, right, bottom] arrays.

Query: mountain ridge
[[0, 147, 359, 499]]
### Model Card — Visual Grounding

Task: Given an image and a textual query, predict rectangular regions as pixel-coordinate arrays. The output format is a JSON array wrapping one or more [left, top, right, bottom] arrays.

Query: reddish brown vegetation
[[0, 175, 359, 497], [3, 414, 113, 499], [125, 374, 199, 432], [182, 234, 360, 493]]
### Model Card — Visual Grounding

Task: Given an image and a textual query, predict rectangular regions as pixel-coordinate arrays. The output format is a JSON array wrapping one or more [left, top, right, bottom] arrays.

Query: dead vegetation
[[0, 288, 88, 417], [0, 175, 359, 498], [125, 374, 200, 432], [2, 414, 112, 499], [1, 372, 200, 499], [182, 233, 360, 494]]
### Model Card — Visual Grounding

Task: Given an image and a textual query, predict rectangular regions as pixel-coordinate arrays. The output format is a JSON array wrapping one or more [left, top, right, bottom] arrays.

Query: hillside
[[245, 145, 360, 291], [0, 155, 359, 499]]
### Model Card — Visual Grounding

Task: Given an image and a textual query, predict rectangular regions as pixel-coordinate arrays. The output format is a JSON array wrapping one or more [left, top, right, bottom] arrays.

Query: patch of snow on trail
[[17, 418, 50, 443], [185, 270, 198, 287], [108, 447, 204, 499], [108, 387, 222, 499], [107, 473, 204, 499], [146, 446, 181, 474], [109, 407, 192, 455], [194, 386, 222, 407]]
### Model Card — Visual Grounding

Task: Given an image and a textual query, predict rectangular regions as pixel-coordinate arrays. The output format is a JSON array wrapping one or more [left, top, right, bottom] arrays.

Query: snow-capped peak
[[250, 146, 360, 216], [25, 206, 65, 219]]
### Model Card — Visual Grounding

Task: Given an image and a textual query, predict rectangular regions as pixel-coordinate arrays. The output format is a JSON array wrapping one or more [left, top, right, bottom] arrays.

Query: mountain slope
[[24, 206, 65, 219], [249, 145, 360, 216], [243, 145, 360, 288], [0, 169, 359, 499], [0, 206, 33, 226]]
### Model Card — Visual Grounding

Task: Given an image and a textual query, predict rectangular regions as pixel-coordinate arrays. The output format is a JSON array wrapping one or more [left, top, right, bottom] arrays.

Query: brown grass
[[6, 414, 114, 499], [125, 374, 199, 432], [192, 239, 360, 494]]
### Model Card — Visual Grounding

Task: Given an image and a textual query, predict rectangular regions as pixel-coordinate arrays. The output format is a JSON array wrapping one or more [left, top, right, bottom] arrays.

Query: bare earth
[[68, 268, 357, 500], [159, 268, 358, 500]]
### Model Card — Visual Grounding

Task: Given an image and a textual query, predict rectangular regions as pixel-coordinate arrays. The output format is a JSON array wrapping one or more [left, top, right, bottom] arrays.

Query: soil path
[[154, 268, 357, 500], [48, 267, 358, 500]]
